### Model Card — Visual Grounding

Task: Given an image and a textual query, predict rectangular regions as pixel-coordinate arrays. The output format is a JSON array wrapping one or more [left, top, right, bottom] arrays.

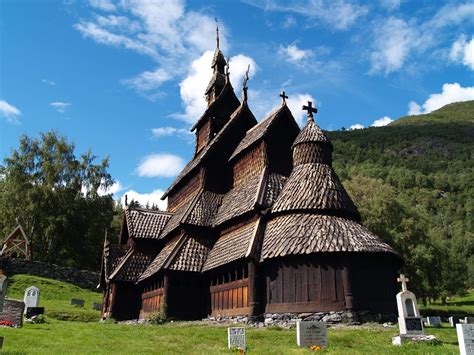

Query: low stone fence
[[5, 258, 100, 291]]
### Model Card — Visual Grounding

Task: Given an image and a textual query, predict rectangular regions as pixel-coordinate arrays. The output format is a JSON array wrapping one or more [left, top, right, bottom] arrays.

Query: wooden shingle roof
[[229, 104, 293, 162], [271, 163, 360, 220], [138, 236, 183, 282], [124, 208, 172, 240], [260, 214, 397, 261], [110, 248, 155, 283], [202, 220, 258, 272], [168, 236, 212, 272], [103, 245, 127, 282], [292, 119, 330, 147]]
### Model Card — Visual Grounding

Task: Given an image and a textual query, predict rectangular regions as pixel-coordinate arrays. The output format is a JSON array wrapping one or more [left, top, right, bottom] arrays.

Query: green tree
[[0, 131, 115, 270]]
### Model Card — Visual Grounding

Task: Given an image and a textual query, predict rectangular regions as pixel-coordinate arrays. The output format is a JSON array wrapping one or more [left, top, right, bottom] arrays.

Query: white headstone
[[0, 271, 8, 313], [457, 324, 474, 355], [426, 316, 441, 328], [227, 327, 246, 350], [296, 321, 328, 348], [23, 286, 40, 311], [450, 316, 461, 327], [395, 275, 423, 336]]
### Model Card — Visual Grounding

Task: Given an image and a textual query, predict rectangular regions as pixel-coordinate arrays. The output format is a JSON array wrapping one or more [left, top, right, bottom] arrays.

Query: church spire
[[242, 65, 250, 102], [215, 18, 220, 49], [206, 20, 228, 106]]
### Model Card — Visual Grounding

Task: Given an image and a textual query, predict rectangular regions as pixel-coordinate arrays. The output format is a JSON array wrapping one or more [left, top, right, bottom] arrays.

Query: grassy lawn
[[6, 274, 102, 322], [0, 319, 460, 354], [419, 292, 474, 316]]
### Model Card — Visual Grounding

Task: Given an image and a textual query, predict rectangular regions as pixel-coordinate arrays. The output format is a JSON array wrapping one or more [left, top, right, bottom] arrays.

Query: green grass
[[0, 319, 460, 354], [419, 292, 474, 316], [6, 274, 102, 322]]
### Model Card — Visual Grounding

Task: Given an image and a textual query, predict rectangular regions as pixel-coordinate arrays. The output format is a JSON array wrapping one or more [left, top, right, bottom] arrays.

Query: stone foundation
[[204, 311, 397, 328]]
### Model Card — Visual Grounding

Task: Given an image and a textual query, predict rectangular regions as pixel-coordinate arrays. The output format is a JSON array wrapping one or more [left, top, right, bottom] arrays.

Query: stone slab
[[70, 298, 85, 307], [0, 299, 25, 327], [456, 324, 474, 355], [25, 306, 44, 318], [296, 321, 327, 348], [227, 327, 246, 350]]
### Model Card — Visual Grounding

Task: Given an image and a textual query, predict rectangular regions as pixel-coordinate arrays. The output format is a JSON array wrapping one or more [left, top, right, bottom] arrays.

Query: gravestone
[[92, 302, 102, 311], [23, 286, 40, 314], [464, 317, 474, 324], [426, 316, 441, 328], [71, 298, 85, 307], [25, 307, 44, 319], [456, 324, 474, 355], [0, 299, 25, 327], [296, 321, 328, 348], [392, 274, 428, 346], [227, 327, 246, 350], [449, 316, 462, 327], [0, 269, 9, 313]]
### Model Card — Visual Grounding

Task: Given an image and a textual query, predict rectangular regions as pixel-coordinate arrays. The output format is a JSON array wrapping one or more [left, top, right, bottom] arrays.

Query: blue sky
[[1, 0, 473, 207]]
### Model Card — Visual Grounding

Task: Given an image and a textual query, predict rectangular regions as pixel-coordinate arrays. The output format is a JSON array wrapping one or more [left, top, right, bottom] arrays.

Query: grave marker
[[92, 302, 102, 311], [457, 324, 474, 355], [0, 269, 8, 313], [227, 327, 246, 350], [296, 321, 327, 348], [23, 286, 40, 314], [449, 316, 462, 327], [71, 298, 85, 307], [426, 316, 441, 328]]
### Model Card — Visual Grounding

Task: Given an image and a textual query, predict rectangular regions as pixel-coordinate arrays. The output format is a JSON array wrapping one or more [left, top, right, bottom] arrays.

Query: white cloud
[[371, 116, 393, 127], [42, 79, 56, 86], [120, 189, 168, 210], [152, 127, 193, 142], [278, 44, 313, 64], [0, 100, 21, 124], [407, 82, 474, 115], [369, 17, 417, 74], [98, 181, 123, 196], [282, 16, 296, 29], [122, 68, 172, 91], [350, 123, 365, 130], [89, 0, 116, 12], [244, 0, 368, 30], [176, 51, 257, 123], [136, 153, 185, 178], [286, 93, 315, 127], [450, 35, 474, 70], [380, 0, 400, 11], [50, 102, 71, 113]]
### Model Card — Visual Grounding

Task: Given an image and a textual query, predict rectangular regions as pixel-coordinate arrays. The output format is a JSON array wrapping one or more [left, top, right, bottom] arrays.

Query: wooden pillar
[[248, 260, 261, 316], [342, 258, 354, 310], [162, 273, 169, 318], [108, 283, 117, 319]]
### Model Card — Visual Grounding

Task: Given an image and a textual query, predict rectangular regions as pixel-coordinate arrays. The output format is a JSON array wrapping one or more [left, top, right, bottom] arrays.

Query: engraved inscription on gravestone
[[405, 318, 423, 332], [456, 324, 474, 355], [296, 321, 328, 348], [227, 327, 246, 350]]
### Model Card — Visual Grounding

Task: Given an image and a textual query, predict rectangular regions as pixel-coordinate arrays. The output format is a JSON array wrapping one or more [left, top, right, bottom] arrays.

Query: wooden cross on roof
[[280, 91, 288, 105], [242, 65, 250, 102], [397, 274, 409, 292], [302, 101, 317, 122]]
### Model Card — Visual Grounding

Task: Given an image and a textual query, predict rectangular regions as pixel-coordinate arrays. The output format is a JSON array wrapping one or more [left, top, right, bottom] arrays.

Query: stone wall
[[6, 258, 100, 291], [0, 299, 25, 327]]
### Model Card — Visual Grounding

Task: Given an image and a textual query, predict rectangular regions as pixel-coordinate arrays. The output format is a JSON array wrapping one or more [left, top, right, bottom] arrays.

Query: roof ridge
[[108, 247, 134, 281]]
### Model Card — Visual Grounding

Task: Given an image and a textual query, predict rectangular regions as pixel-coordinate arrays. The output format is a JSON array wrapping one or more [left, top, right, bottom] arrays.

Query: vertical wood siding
[[232, 142, 266, 187], [168, 171, 202, 212], [210, 278, 249, 316], [140, 288, 164, 319], [196, 120, 211, 154]]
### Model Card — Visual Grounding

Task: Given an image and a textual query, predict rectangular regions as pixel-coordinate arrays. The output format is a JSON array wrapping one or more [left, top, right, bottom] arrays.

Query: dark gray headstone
[[25, 306, 44, 318], [405, 317, 424, 332], [92, 302, 102, 311], [426, 316, 441, 327], [0, 299, 25, 327], [70, 299, 85, 307]]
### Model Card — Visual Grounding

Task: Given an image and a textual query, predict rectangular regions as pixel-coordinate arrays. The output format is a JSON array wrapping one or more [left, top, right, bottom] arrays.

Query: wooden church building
[[100, 30, 401, 321]]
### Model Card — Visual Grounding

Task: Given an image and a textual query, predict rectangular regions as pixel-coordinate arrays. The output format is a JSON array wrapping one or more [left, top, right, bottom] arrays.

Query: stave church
[[99, 29, 401, 321]]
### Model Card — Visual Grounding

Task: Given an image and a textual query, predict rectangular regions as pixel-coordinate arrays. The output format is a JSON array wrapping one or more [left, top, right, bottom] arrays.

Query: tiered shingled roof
[[124, 208, 172, 240], [102, 244, 127, 283], [139, 236, 183, 282], [260, 214, 397, 260], [168, 236, 212, 272], [203, 220, 259, 271], [110, 248, 155, 283]]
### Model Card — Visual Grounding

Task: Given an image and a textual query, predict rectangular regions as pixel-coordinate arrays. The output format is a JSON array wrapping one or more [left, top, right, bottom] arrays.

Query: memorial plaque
[[426, 316, 441, 327], [405, 317, 423, 332], [296, 321, 327, 348], [227, 327, 246, 350], [70, 299, 85, 307], [456, 324, 474, 355]]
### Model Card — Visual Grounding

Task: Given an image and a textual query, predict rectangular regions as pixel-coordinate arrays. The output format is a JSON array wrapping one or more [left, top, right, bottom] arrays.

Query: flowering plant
[[310, 345, 322, 351], [0, 320, 14, 327]]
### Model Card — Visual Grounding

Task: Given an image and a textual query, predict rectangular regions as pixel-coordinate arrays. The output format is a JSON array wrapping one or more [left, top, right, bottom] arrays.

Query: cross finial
[[225, 57, 230, 81], [242, 65, 250, 102], [397, 274, 409, 292], [302, 101, 317, 122], [280, 91, 288, 105], [215, 18, 220, 49], [125, 194, 128, 207]]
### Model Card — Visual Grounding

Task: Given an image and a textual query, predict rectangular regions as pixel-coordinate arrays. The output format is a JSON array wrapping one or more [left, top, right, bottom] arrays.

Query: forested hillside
[[328, 101, 474, 302]]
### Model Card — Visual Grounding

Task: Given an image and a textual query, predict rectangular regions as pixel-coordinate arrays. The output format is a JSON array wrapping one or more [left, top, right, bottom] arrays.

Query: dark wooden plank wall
[[140, 288, 164, 319], [196, 119, 211, 153], [232, 142, 266, 187], [112, 283, 142, 320], [167, 170, 202, 212], [264, 257, 345, 313], [210, 278, 249, 316]]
